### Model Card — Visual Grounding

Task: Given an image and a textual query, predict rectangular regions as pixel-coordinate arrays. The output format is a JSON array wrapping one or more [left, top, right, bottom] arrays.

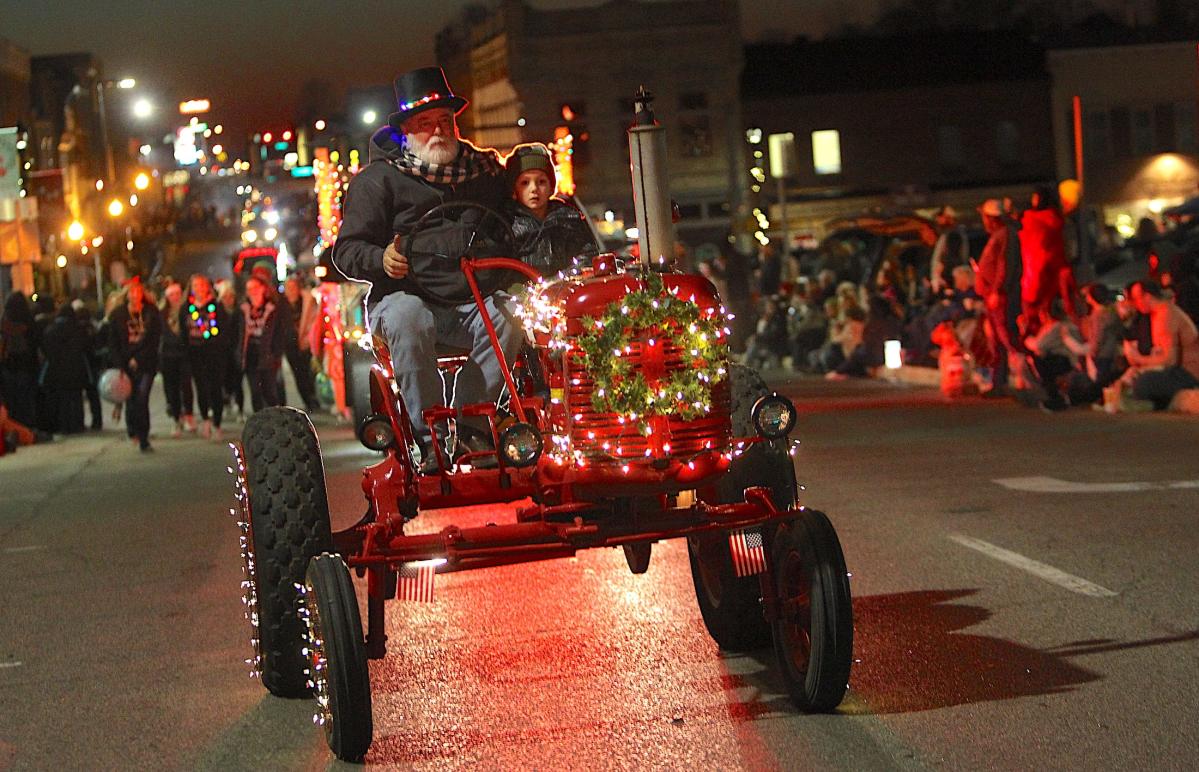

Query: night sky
[[0, 0, 879, 144]]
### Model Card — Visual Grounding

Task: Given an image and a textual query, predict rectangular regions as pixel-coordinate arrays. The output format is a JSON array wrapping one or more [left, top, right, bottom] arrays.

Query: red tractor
[[227, 90, 853, 762]]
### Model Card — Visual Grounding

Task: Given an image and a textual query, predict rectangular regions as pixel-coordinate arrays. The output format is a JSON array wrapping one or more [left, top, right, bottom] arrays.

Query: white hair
[[405, 129, 460, 165]]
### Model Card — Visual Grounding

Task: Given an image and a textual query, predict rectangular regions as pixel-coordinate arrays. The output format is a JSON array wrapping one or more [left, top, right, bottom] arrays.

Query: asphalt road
[[1, 377, 1196, 770]]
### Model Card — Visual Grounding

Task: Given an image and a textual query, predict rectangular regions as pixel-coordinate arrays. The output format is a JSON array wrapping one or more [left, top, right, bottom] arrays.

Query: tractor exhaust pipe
[[628, 87, 674, 271]]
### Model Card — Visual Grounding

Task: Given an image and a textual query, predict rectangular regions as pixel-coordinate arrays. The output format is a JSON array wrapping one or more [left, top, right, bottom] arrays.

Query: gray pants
[[368, 291, 523, 436]]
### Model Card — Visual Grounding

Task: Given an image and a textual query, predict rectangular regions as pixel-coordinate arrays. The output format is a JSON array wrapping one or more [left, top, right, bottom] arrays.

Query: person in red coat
[[1019, 186, 1073, 330]]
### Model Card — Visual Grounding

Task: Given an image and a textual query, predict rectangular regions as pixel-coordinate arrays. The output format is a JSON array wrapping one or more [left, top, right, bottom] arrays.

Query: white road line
[[0, 662, 23, 669], [2, 545, 45, 554], [994, 476, 1199, 493], [949, 534, 1118, 598]]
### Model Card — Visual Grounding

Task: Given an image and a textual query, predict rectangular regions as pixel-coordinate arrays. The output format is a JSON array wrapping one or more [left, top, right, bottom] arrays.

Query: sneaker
[[171, 421, 183, 439], [200, 419, 212, 439], [139, 439, 154, 453], [184, 414, 197, 432]]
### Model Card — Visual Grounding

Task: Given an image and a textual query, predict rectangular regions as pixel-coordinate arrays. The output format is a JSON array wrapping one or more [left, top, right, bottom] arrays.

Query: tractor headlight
[[499, 422, 542, 468], [358, 414, 395, 451], [751, 394, 796, 439]]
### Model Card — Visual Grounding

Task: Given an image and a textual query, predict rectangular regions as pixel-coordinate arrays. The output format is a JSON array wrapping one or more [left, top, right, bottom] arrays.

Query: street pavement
[[1, 375, 1196, 770]]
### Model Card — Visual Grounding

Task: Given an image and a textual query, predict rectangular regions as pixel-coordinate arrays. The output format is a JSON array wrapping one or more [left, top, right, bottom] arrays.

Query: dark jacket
[[109, 303, 163, 374], [332, 127, 509, 307], [159, 302, 189, 360], [239, 299, 288, 371], [179, 294, 231, 353], [506, 198, 598, 275], [1, 292, 39, 373], [41, 309, 93, 390]]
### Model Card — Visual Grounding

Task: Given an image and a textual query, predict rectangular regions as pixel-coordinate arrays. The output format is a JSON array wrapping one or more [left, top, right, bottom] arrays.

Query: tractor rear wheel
[[689, 364, 797, 651], [242, 406, 334, 697]]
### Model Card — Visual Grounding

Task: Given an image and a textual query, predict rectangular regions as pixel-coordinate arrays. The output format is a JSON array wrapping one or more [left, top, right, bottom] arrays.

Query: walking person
[[217, 280, 245, 422], [158, 281, 195, 437], [182, 274, 230, 441], [240, 275, 288, 412], [110, 277, 162, 451], [280, 275, 320, 412]]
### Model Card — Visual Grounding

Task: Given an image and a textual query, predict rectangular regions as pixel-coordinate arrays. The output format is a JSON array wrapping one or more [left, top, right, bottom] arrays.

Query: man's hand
[[383, 235, 409, 279]]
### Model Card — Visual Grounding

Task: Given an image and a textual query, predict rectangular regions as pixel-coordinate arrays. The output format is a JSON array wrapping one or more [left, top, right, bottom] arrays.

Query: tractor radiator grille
[[565, 342, 730, 459]]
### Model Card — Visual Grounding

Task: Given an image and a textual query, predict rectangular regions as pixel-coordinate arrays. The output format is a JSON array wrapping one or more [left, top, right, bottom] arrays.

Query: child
[[504, 143, 598, 276]]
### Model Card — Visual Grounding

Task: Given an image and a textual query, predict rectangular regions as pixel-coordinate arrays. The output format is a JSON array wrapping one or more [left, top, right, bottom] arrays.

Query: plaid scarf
[[388, 139, 503, 185]]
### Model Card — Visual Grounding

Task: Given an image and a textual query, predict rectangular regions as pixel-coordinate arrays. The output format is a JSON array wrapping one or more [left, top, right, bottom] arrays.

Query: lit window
[[811, 130, 841, 175]]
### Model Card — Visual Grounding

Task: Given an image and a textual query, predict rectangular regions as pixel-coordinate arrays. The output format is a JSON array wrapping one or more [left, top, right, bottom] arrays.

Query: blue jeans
[[368, 291, 523, 435]]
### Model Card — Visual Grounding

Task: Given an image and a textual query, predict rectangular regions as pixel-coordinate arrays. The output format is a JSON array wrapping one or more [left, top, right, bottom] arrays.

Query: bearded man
[[333, 67, 520, 471]]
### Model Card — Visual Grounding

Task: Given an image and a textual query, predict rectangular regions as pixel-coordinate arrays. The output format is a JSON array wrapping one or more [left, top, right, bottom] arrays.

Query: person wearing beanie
[[503, 142, 598, 275]]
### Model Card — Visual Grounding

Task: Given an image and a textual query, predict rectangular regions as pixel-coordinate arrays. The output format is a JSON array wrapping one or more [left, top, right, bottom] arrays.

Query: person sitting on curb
[[1120, 280, 1199, 410], [1023, 299, 1087, 411]]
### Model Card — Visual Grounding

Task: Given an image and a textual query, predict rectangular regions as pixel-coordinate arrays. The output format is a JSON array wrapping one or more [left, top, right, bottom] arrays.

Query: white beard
[[406, 132, 460, 165]]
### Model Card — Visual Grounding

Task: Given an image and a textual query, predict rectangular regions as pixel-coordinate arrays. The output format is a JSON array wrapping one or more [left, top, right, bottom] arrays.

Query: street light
[[117, 78, 136, 89], [315, 119, 326, 131], [134, 172, 150, 190], [108, 199, 124, 217], [362, 109, 377, 125], [132, 98, 153, 119], [67, 221, 84, 241]]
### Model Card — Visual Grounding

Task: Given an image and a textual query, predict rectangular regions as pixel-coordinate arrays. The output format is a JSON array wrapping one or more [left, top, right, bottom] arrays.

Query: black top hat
[[388, 66, 468, 128]]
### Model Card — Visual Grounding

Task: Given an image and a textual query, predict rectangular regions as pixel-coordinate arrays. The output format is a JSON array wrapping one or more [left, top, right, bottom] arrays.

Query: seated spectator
[[1024, 299, 1088, 411], [829, 294, 905, 379], [788, 284, 829, 370], [811, 305, 865, 373], [744, 296, 790, 370], [1122, 280, 1199, 409], [1079, 282, 1125, 388], [1119, 281, 1153, 357]]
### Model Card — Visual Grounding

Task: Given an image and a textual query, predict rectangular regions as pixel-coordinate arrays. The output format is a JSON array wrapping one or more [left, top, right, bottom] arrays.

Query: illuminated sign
[[179, 99, 211, 115]]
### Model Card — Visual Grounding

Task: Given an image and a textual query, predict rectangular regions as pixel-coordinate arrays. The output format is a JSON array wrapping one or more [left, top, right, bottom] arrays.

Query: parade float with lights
[[226, 89, 853, 762]]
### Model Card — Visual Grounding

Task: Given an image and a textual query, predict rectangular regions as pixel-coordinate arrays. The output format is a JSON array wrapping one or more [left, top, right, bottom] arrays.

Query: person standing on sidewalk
[[280, 275, 320, 412], [158, 281, 195, 437], [109, 278, 162, 451], [181, 274, 230, 441], [974, 199, 1024, 394]]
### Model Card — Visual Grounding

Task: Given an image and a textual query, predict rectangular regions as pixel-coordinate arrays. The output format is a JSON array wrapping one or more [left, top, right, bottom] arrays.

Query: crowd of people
[[0, 265, 325, 454], [736, 187, 1199, 413]]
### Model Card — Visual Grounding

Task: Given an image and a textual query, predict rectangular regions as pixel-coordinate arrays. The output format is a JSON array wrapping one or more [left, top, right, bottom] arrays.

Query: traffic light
[[559, 103, 589, 166]]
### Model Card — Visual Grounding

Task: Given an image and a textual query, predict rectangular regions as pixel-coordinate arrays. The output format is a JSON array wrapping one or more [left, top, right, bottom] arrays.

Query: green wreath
[[576, 271, 727, 431]]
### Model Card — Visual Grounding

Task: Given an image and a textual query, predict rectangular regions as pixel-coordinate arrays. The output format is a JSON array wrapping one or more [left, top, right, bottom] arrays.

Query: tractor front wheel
[[304, 553, 373, 762], [769, 509, 853, 712]]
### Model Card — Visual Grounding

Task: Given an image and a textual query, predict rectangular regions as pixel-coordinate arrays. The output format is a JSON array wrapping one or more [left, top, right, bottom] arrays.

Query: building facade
[[1, 37, 36, 295], [741, 32, 1057, 242], [436, 0, 745, 247], [1048, 41, 1199, 235]]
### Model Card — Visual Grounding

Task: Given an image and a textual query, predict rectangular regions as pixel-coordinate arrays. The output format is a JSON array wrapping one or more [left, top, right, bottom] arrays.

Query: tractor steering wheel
[[401, 201, 518, 305]]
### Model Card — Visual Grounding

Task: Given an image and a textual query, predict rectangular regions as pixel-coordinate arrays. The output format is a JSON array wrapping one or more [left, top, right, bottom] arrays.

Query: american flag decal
[[397, 562, 437, 603], [728, 529, 767, 577]]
